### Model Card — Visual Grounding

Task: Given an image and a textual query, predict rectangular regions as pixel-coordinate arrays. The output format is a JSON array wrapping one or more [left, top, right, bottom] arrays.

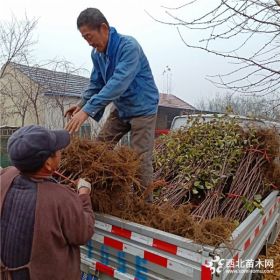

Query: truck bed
[[81, 191, 280, 280]]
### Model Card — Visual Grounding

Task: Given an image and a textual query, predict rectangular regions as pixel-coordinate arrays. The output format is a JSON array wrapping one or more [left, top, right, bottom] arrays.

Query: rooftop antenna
[[162, 66, 172, 94]]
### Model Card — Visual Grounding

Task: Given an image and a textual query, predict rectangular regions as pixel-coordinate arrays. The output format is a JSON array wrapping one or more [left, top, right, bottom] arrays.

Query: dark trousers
[[97, 109, 157, 199]]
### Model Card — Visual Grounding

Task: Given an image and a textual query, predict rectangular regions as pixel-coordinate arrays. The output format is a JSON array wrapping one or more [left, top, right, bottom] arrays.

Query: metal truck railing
[[80, 191, 280, 280]]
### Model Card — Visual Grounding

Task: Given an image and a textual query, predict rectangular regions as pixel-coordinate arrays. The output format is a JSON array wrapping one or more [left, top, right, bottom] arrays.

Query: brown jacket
[[0, 167, 95, 280]]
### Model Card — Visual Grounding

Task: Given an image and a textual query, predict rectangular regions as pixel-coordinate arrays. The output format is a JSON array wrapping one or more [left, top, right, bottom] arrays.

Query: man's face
[[79, 24, 109, 53]]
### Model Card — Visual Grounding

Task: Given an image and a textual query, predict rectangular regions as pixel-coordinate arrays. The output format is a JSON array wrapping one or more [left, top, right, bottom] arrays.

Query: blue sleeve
[[80, 52, 105, 107], [82, 40, 140, 117]]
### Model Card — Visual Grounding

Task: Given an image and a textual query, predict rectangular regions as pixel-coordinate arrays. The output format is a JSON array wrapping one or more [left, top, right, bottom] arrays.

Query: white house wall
[[44, 95, 112, 138]]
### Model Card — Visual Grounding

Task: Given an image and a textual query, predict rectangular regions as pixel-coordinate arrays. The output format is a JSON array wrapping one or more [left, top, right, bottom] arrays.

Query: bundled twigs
[[192, 181, 226, 222], [154, 117, 246, 206], [58, 119, 279, 246], [153, 117, 280, 222], [59, 138, 141, 213], [219, 149, 267, 221], [156, 162, 206, 206], [192, 149, 268, 221], [59, 137, 235, 246]]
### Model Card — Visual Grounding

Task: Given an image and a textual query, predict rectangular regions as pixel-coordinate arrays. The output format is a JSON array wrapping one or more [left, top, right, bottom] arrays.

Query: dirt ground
[[259, 233, 280, 280]]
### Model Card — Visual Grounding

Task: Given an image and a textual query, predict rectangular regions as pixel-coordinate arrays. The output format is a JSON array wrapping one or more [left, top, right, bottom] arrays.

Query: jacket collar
[[105, 27, 121, 58]]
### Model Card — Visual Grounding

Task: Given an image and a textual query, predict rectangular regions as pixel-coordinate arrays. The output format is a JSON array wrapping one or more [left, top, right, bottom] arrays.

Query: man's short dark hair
[[77, 8, 109, 30]]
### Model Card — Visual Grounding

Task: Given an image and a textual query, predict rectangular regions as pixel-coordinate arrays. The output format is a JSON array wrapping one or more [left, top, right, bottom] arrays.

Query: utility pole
[[162, 66, 172, 94]]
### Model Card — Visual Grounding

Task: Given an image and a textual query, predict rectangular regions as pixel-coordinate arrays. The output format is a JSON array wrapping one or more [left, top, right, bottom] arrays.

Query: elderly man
[[0, 125, 94, 280], [65, 8, 159, 199]]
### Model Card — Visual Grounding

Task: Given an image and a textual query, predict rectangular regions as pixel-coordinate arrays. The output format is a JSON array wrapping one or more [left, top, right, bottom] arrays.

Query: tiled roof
[[11, 63, 195, 110], [11, 63, 89, 96], [159, 93, 195, 110]]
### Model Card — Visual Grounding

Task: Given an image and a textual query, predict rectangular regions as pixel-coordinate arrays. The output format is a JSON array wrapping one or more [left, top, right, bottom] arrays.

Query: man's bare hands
[[65, 110, 89, 133], [64, 105, 81, 118]]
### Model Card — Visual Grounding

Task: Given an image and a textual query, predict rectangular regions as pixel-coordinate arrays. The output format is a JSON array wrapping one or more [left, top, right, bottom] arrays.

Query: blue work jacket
[[81, 27, 159, 121]]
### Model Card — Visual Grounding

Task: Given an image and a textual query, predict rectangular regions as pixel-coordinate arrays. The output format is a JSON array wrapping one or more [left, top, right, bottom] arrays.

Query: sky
[[0, 0, 231, 107]]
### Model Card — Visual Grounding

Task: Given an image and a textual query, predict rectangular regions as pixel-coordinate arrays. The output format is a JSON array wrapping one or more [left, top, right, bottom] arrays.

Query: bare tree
[[34, 59, 88, 128], [0, 15, 38, 78], [40, 60, 89, 129], [0, 15, 38, 125], [197, 92, 280, 121], [1, 58, 89, 128], [149, 0, 280, 109], [0, 16, 89, 129]]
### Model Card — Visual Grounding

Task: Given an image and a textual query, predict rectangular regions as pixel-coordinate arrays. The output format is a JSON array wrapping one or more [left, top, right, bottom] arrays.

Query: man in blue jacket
[[65, 8, 159, 200]]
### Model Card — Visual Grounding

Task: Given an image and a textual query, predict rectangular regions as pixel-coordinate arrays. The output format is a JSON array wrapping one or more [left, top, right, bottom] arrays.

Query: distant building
[[157, 93, 196, 131], [1, 63, 197, 137]]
